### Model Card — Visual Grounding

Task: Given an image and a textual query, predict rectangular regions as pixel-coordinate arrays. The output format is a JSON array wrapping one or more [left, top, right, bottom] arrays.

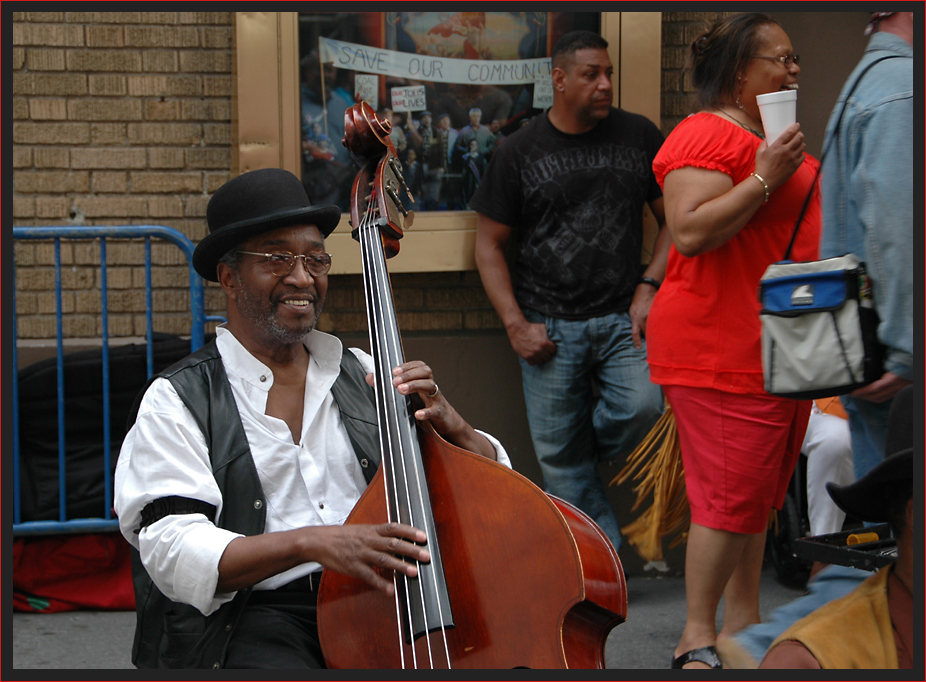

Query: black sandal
[[671, 645, 723, 669]]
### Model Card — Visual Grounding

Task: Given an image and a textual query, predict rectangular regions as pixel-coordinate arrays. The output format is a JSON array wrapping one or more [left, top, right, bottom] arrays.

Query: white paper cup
[[756, 90, 797, 144]]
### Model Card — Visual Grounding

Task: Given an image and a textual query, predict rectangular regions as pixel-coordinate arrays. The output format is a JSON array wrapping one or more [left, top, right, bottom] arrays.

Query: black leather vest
[[125, 340, 380, 668]]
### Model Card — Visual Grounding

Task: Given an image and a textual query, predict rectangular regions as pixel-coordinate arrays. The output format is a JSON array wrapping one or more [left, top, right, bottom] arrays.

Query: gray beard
[[235, 277, 322, 345]]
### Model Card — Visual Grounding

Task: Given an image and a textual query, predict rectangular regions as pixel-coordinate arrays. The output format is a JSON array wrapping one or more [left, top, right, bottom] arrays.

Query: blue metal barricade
[[12, 225, 222, 536]]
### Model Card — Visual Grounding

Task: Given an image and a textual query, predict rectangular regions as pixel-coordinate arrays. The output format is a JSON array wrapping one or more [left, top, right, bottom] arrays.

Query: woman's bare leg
[[719, 528, 766, 639], [673, 523, 749, 668]]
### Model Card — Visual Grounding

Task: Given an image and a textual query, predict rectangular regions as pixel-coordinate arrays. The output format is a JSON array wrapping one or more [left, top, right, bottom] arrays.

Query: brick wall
[[13, 12, 714, 341], [12, 11, 501, 340], [659, 12, 734, 137], [12, 11, 234, 339]]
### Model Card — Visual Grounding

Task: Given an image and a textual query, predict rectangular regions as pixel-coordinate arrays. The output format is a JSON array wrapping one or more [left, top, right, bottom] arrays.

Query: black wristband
[[638, 276, 661, 291]]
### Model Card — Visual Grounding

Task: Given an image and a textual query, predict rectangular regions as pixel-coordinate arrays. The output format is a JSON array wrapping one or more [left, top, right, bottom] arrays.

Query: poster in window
[[299, 11, 599, 212]]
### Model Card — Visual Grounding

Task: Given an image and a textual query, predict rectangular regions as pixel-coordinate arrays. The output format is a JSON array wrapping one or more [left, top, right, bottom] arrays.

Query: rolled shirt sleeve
[[115, 378, 243, 616]]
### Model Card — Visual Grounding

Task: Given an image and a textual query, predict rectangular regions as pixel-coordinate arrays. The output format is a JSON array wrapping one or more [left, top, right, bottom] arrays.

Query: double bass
[[317, 103, 627, 669]]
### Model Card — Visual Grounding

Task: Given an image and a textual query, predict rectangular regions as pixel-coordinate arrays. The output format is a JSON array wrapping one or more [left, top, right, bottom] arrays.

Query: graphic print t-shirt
[[470, 108, 663, 319]]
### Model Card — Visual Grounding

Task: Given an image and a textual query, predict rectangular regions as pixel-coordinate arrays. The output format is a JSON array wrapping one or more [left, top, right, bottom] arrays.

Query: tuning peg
[[387, 156, 414, 201], [385, 183, 408, 217], [388, 156, 405, 182]]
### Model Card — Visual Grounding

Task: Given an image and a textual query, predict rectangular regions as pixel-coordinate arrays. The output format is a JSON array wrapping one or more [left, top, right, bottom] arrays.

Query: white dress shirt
[[114, 326, 510, 616]]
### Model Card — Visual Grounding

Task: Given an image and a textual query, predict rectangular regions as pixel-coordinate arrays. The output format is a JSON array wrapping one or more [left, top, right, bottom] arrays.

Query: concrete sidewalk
[[12, 563, 805, 670]]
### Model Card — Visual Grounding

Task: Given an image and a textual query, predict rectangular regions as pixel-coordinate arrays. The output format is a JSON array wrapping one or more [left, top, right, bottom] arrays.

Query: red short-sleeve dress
[[647, 113, 820, 533]]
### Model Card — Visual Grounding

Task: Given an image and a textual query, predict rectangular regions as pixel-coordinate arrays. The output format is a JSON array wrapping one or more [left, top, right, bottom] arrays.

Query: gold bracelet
[[750, 172, 769, 204]]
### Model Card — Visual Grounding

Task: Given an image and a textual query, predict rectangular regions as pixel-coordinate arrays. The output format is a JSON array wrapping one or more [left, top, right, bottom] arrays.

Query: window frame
[[233, 12, 661, 274]]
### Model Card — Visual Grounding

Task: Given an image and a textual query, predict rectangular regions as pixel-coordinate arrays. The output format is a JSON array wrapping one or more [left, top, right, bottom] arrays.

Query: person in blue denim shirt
[[820, 11, 914, 481]]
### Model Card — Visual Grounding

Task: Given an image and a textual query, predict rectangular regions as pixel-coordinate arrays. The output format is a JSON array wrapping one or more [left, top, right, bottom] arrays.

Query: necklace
[[715, 108, 765, 140]]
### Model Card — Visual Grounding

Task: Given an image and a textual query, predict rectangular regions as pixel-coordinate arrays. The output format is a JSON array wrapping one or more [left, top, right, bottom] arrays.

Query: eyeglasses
[[752, 54, 800, 67], [237, 250, 332, 277]]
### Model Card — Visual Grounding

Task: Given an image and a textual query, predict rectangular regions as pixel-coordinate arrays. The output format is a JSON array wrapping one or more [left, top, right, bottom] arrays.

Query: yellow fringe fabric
[[611, 403, 784, 562], [610, 402, 690, 562]]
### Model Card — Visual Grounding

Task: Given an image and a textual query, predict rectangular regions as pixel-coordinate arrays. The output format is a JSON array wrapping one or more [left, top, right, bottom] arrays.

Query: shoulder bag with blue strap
[[759, 55, 898, 399]]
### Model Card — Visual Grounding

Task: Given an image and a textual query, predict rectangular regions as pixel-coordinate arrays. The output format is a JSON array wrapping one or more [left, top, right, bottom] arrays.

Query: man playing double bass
[[114, 168, 510, 669]]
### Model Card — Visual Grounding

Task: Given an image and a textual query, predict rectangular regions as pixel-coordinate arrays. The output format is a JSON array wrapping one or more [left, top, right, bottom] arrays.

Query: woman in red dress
[[646, 13, 819, 669]]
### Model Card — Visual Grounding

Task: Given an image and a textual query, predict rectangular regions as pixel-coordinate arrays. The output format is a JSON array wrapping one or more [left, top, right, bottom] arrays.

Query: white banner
[[319, 37, 552, 86]]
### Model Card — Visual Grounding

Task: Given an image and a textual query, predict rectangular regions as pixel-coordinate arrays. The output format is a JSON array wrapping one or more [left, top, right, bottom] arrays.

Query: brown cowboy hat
[[192, 168, 341, 281], [826, 385, 915, 523]]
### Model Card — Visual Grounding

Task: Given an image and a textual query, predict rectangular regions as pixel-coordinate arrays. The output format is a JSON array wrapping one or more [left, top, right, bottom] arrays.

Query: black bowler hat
[[826, 385, 915, 523], [192, 168, 341, 281]]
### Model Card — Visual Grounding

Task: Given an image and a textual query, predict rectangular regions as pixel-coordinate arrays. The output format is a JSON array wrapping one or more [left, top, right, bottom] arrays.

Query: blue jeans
[[519, 310, 664, 552], [841, 394, 893, 479]]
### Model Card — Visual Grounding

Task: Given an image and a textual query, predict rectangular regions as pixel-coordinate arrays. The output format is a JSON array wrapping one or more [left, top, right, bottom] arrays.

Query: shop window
[[233, 12, 660, 273], [297, 12, 599, 213]]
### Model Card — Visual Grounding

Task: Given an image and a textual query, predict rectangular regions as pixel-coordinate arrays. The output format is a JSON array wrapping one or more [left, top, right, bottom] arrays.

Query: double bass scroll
[[344, 101, 411, 259]]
